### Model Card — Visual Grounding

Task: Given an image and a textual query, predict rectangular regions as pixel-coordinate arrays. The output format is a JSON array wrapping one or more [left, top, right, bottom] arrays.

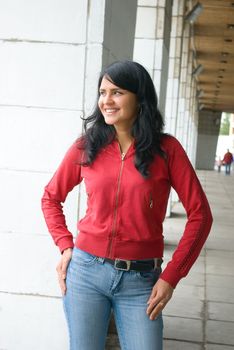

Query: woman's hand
[[56, 248, 73, 296], [146, 278, 174, 320]]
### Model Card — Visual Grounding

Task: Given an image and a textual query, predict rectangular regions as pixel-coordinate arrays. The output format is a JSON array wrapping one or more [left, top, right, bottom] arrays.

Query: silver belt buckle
[[114, 259, 131, 271]]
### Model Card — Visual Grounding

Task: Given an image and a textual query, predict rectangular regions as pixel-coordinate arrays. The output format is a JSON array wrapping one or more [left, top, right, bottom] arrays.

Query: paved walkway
[[163, 169, 234, 349], [106, 169, 234, 349]]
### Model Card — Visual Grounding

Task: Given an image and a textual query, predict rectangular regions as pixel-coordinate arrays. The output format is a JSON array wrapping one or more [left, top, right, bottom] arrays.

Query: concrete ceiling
[[191, 0, 234, 112]]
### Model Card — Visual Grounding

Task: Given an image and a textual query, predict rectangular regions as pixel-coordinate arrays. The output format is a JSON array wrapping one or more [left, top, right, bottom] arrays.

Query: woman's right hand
[[56, 248, 73, 296]]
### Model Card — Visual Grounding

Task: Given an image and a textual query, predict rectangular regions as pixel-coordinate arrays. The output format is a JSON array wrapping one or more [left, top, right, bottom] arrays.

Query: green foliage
[[220, 113, 230, 135]]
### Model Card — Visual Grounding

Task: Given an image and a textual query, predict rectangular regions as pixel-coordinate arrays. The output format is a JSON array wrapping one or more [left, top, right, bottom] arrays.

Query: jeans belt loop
[[154, 258, 162, 270]]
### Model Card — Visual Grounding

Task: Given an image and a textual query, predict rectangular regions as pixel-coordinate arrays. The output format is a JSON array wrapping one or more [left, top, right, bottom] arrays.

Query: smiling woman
[[98, 77, 138, 133], [41, 60, 213, 350]]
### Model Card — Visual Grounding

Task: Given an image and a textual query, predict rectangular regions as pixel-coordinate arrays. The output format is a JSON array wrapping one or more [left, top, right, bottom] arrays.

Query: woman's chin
[[103, 116, 118, 125]]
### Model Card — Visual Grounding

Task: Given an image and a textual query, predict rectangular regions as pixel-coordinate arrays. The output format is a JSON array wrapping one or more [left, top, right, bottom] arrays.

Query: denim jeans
[[63, 247, 163, 350], [225, 163, 231, 175]]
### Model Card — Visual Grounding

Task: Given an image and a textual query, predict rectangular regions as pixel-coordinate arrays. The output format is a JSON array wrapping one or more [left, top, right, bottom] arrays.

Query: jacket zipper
[[107, 151, 125, 258], [149, 192, 153, 209]]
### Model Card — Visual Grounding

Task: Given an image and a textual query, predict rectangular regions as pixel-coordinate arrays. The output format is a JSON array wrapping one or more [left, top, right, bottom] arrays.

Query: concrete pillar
[[134, 0, 173, 117], [165, 0, 185, 134], [176, 22, 190, 147], [196, 110, 222, 170], [0, 1, 88, 348], [183, 49, 193, 152], [187, 77, 199, 166], [164, 0, 185, 213], [0, 1, 137, 349]]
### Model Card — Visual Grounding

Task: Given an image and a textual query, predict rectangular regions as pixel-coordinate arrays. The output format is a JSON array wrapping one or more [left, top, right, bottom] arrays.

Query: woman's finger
[[147, 300, 166, 320], [56, 248, 73, 295], [146, 278, 174, 320]]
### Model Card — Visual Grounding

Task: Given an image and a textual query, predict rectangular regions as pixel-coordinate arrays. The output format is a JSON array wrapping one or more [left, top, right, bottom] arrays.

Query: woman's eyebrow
[[99, 87, 122, 91]]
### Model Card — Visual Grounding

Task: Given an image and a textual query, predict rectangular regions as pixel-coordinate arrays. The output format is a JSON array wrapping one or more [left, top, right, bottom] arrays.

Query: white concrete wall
[[0, 1, 97, 349], [0, 1, 138, 349]]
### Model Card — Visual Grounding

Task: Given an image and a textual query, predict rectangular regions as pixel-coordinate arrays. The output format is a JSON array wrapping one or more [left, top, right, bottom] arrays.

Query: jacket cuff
[[58, 238, 74, 254], [160, 265, 182, 289]]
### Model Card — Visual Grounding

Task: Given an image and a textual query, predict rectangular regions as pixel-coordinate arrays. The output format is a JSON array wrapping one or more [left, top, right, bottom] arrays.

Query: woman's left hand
[[146, 278, 174, 320]]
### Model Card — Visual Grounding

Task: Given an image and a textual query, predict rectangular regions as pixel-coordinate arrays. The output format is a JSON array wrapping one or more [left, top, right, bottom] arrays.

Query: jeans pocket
[[136, 268, 161, 282], [72, 247, 97, 266]]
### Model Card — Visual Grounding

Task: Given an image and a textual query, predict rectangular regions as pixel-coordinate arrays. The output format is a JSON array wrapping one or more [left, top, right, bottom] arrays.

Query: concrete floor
[[163, 169, 234, 349], [105, 169, 234, 349]]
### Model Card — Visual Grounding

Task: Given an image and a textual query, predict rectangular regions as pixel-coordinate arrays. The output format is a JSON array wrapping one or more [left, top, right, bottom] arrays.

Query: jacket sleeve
[[41, 142, 83, 253], [160, 137, 213, 288]]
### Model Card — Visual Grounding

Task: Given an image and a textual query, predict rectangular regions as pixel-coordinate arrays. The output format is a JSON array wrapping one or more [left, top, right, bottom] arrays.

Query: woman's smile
[[104, 108, 120, 114]]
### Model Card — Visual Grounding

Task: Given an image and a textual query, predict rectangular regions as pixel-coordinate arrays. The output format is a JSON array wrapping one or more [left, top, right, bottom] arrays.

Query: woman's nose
[[103, 93, 114, 104]]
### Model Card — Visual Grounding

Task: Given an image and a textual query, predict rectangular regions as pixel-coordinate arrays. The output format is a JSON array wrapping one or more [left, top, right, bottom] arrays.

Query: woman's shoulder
[[160, 133, 183, 151], [62, 136, 85, 162]]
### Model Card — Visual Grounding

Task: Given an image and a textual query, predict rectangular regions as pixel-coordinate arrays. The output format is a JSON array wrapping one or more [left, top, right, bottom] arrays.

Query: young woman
[[41, 60, 212, 350]]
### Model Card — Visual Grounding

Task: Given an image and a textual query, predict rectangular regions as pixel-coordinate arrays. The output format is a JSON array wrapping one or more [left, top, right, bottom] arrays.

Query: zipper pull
[[149, 193, 153, 208], [121, 152, 125, 160]]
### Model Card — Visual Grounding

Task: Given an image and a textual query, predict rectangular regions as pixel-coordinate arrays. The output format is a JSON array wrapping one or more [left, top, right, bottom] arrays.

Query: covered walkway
[[106, 168, 234, 349], [163, 169, 234, 349]]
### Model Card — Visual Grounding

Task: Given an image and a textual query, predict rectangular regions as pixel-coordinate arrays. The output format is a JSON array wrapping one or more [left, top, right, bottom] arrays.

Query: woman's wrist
[[62, 247, 73, 255]]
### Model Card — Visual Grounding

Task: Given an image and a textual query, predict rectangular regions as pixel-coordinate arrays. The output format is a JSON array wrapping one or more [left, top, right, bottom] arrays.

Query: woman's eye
[[99, 90, 123, 96]]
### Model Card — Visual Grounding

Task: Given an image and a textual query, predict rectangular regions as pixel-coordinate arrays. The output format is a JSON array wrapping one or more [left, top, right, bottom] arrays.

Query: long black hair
[[79, 60, 165, 178]]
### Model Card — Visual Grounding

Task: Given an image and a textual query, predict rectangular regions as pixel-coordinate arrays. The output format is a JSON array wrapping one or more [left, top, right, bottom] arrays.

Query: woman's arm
[[160, 136, 213, 288], [146, 136, 212, 320], [41, 142, 83, 252]]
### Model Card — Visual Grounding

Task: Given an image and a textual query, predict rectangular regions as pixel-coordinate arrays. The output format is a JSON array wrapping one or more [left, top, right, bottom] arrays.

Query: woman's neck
[[115, 130, 134, 154]]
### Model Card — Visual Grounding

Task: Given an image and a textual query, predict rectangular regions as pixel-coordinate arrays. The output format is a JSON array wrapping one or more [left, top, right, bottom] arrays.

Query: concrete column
[[187, 77, 199, 166], [164, 0, 185, 213], [196, 110, 222, 170], [183, 49, 193, 152], [134, 0, 173, 117], [0, 1, 137, 349], [176, 22, 190, 147], [0, 2, 88, 348], [165, 0, 185, 134]]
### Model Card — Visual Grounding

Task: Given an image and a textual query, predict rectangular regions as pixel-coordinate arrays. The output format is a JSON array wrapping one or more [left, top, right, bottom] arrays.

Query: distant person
[[222, 149, 233, 175], [216, 156, 222, 173]]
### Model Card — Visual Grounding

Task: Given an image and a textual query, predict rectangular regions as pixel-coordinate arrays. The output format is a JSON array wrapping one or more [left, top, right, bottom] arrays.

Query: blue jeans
[[63, 247, 163, 350], [225, 163, 231, 175]]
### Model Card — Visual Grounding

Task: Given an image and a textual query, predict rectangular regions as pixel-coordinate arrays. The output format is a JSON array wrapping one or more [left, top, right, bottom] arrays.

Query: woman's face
[[98, 76, 138, 131]]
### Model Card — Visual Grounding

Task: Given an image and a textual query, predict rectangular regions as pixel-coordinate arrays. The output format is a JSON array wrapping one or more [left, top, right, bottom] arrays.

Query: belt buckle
[[114, 259, 131, 271]]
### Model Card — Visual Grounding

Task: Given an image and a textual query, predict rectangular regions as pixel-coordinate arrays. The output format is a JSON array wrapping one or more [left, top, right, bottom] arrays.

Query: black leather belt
[[104, 258, 163, 272]]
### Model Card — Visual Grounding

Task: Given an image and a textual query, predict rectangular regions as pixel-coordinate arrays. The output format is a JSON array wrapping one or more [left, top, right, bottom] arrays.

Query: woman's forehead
[[99, 76, 121, 90]]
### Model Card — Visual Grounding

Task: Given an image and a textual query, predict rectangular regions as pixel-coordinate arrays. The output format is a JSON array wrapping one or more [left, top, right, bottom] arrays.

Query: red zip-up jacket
[[41, 135, 212, 288]]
